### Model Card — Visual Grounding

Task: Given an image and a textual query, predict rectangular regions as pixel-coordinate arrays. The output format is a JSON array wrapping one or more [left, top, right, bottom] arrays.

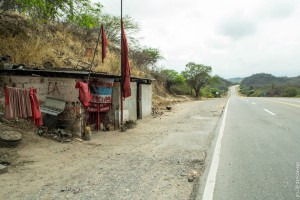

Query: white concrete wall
[[124, 82, 137, 121], [140, 84, 152, 118], [111, 82, 137, 128]]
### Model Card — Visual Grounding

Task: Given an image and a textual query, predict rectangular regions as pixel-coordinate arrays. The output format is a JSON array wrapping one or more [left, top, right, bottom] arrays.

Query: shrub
[[283, 87, 298, 97]]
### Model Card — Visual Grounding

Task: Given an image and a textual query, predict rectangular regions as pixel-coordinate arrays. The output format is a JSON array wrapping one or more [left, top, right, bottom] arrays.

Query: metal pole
[[120, 0, 124, 128]]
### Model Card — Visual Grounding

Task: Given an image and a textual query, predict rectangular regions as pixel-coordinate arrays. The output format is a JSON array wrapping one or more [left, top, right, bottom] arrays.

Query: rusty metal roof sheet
[[0, 68, 153, 84]]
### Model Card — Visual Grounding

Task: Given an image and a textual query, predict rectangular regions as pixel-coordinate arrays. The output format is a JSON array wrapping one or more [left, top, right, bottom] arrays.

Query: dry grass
[[0, 12, 147, 77], [0, 31, 146, 77], [93, 51, 145, 77], [94, 52, 121, 74], [1, 35, 54, 68]]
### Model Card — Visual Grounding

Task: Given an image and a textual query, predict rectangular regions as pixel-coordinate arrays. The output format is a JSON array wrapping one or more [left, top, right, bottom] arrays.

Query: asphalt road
[[199, 86, 300, 200]]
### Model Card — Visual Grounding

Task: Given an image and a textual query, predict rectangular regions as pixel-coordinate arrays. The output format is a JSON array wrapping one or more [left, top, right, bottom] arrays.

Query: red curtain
[[121, 21, 131, 98]]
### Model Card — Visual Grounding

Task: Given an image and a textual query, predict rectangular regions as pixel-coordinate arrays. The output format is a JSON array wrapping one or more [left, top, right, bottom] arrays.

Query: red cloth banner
[[121, 21, 131, 98], [75, 81, 92, 107], [101, 24, 108, 63], [86, 103, 111, 113], [89, 78, 114, 104]]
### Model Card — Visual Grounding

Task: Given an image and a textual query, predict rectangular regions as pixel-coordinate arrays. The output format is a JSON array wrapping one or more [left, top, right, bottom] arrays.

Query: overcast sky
[[98, 0, 300, 78]]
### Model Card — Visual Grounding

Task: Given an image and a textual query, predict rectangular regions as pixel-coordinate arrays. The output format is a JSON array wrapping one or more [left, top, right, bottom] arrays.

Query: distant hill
[[227, 77, 244, 84], [287, 75, 300, 87], [240, 73, 288, 87], [239, 73, 300, 97], [220, 77, 232, 86]]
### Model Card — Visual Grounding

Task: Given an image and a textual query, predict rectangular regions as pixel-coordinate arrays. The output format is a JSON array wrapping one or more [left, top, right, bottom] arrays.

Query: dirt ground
[[0, 98, 227, 200]]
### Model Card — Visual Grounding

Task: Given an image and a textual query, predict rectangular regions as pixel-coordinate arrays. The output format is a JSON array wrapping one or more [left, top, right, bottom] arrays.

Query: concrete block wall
[[0, 75, 82, 133], [0, 75, 79, 102], [43, 78, 79, 102]]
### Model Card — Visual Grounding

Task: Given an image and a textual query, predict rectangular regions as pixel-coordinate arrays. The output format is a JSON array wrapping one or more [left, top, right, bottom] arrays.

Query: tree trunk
[[166, 81, 172, 92], [194, 88, 200, 99], [194, 87, 201, 99]]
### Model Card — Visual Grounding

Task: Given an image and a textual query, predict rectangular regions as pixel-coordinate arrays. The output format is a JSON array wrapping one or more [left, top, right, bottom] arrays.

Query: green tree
[[161, 69, 185, 92], [15, 0, 103, 29], [101, 14, 140, 47], [283, 87, 298, 97], [17, 0, 70, 21], [182, 62, 212, 98], [209, 75, 231, 97], [0, 0, 18, 10], [68, 1, 103, 29], [130, 47, 163, 70], [209, 75, 222, 86]]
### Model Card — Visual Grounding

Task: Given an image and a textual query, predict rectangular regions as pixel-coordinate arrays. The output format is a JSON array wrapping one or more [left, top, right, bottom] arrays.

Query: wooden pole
[[87, 27, 101, 82], [97, 104, 100, 130]]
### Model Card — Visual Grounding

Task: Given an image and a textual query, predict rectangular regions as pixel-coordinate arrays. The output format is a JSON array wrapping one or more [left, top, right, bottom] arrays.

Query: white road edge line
[[202, 98, 230, 200], [264, 109, 276, 116]]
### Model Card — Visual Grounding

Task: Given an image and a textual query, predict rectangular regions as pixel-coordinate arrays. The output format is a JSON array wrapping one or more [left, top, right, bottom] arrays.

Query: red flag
[[121, 21, 131, 98], [101, 24, 108, 63]]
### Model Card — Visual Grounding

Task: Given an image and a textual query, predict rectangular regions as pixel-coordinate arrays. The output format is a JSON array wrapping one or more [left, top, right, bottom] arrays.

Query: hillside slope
[[0, 12, 144, 77]]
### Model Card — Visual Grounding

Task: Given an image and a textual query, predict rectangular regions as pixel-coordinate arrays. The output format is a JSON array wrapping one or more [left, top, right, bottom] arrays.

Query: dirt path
[[0, 98, 227, 200]]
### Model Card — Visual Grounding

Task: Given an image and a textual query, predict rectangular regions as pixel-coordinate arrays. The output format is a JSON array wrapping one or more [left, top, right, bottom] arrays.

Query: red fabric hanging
[[5, 86, 32, 119], [101, 24, 108, 63], [29, 88, 43, 126], [121, 21, 131, 98], [5, 86, 42, 126], [5, 86, 9, 106], [75, 81, 92, 107]]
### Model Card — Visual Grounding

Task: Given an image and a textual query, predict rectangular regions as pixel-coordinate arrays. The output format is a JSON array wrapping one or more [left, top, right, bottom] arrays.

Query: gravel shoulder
[[0, 98, 227, 200]]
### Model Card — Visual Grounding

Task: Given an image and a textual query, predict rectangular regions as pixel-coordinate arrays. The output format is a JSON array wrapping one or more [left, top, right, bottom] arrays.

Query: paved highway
[[199, 86, 300, 200]]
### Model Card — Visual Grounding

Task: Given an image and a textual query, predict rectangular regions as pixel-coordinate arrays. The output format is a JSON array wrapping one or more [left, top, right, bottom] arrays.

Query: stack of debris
[[35, 126, 72, 142], [0, 55, 26, 69]]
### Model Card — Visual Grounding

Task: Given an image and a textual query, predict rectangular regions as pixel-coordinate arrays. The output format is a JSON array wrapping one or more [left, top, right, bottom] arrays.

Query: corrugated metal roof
[[0, 68, 153, 84]]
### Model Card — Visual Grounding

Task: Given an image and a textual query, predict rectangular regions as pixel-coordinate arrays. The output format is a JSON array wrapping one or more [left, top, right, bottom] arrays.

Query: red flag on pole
[[121, 21, 131, 98], [101, 24, 108, 63]]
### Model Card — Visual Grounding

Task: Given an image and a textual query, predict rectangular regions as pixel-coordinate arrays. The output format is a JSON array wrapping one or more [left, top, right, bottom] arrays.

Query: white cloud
[[260, 0, 299, 19], [98, 0, 300, 78], [218, 18, 257, 40]]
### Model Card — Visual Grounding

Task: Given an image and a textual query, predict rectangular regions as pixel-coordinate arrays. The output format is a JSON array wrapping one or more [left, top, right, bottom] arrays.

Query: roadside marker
[[202, 98, 230, 200], [264, 109, 276, 116]]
